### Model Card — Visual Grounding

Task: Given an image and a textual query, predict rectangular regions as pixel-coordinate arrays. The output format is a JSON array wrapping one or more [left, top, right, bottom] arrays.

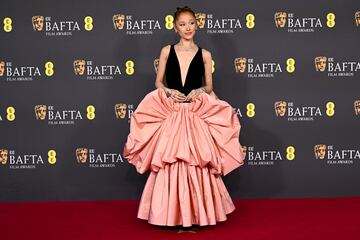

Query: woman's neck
[[177, 39, 196, 48]]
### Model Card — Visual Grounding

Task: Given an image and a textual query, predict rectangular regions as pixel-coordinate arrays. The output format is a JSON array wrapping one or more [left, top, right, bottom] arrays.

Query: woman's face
[[175, 12, 197, 40]]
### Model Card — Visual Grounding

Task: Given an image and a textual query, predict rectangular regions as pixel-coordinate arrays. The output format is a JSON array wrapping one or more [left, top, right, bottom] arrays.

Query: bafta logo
[[274, 12, 287, 28], [314, 56, 327, 72], [113, 14, 125, 30], [314, 144, 326, 160], [154, 59, 159, 73], [274, 101, 287, 117], [354, 100, 360, 115], [32, 15, 44, 31], [195, 13, 206, 28], [76, 148, 88, 163], [0, 149, 8, 165], [0, 61, 4, 77], [241, 146, 247, 160], [355, 11, 360, 27], [34, 105, 47, 120], [234, 57, 247, 73], [115, 103, 127, 119], [73, 60, 86, 75]]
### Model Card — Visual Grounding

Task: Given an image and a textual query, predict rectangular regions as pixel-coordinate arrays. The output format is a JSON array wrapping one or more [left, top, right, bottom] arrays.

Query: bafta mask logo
[[115, 103, 127, 119], [0, 149, 8, 165], [32, 15, 44, 31], [73, 60, 86, 75], [314, 56, 327, 72], [154, 58, 159, 73], [314, 144, 327, 160], [113, 14, 125, 30], [0, 61, 5, 77], [76, 148, 88, 163], [234, 57, 247, 73], [355, 11, 360, 27], [241, 146, 247, 160], [274, 101, 287, 117], [34, 105, 47, 120], [274, 12, 287, 28], [354, 100, 360, 115], [195, 13, 206, 28]]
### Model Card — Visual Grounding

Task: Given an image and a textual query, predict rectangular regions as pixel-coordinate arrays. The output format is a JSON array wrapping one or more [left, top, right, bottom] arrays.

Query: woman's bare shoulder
[[201, 48, 212, 61], [160, 44, 172, 58]]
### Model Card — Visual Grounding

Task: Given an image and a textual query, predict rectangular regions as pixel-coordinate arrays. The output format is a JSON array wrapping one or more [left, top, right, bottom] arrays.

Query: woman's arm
[[202, 48, 213, 94], [154, 45, 171, 91]]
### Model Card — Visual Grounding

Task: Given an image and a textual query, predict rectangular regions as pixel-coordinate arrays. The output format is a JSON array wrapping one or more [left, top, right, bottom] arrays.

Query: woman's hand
[[164, 88, 187, 102], [185, 87, 206, 102]]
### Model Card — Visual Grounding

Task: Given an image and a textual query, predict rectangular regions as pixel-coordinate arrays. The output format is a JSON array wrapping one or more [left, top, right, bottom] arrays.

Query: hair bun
[[176, 5, 190, 11], [174, 6, 195, 22]]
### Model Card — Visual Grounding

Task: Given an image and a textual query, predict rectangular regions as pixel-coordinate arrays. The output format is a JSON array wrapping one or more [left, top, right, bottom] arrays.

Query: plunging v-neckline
[[173, 44, 200, 88]]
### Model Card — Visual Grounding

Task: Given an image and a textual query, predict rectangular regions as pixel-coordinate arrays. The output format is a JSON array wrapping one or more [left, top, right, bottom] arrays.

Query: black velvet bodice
[[165, 44, 204, 95]]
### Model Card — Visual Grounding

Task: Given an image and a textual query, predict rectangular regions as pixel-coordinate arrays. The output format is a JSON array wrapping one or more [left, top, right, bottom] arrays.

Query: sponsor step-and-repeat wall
[[0, 0, 359, 202]]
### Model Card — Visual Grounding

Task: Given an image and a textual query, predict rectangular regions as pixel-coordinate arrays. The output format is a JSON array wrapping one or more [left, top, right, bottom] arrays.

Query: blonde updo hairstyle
[[173, 5, 196, 24]]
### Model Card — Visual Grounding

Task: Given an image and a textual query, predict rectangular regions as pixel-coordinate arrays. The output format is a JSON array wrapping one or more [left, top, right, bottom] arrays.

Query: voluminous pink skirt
[[123, 88, 244, 227]]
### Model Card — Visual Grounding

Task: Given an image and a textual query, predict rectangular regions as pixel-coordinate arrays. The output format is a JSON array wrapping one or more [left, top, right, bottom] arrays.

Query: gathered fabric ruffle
[[123, 88, 244, 226], [137, 161, 237, 226], [123, 88, 244, 177]]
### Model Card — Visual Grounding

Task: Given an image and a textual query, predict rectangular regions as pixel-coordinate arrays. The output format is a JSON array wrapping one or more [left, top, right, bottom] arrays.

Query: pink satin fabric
[[123, 88, 244, 226]]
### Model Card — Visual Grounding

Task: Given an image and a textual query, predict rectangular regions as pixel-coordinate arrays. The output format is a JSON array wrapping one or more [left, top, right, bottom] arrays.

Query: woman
[[123, 6, 244, 227]]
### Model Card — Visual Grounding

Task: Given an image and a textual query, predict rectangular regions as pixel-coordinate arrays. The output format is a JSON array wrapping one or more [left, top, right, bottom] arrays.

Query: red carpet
[[1, 197, 359, 240]]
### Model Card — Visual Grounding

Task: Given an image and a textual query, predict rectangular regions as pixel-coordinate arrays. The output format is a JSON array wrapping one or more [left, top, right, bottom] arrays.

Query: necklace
[[176, 43, 197, 52]]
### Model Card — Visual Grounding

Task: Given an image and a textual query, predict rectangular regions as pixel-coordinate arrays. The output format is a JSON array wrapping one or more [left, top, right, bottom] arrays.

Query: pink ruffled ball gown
[[123, 44, 244, 227]]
